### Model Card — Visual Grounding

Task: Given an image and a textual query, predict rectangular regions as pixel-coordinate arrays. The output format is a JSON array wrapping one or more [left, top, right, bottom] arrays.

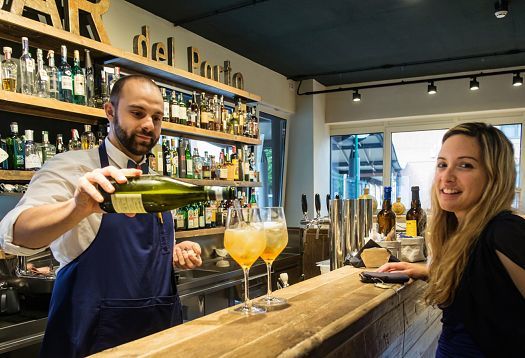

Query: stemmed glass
[[224, 207, 267, 315], [257, 207, 289, 307]]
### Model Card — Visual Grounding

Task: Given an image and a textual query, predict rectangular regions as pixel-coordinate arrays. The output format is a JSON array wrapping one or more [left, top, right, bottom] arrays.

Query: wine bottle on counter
[[406, 186, 427, 237], [98, 175, 230, 213], [2, 47, 17, 92], [377, 186, 396, 237]]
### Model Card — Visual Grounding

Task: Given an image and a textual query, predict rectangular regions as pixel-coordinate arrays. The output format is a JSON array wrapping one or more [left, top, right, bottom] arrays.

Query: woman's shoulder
[[482, 211, 525, 263], [486, 211, 525, 231]]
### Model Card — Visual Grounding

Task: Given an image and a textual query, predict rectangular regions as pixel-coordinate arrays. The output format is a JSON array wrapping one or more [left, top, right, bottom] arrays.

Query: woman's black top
[[440, 211, 525, 357]]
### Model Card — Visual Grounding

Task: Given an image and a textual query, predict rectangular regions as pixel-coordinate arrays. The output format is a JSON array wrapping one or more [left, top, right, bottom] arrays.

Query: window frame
[[329, 109, 525, 211]]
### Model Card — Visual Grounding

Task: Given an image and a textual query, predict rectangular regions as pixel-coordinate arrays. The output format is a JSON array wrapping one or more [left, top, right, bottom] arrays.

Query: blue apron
[[40, 142, 181, 358]]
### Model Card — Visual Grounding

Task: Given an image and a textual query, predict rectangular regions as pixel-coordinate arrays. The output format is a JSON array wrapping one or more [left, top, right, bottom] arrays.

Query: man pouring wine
[[0, 75, 202, 357]]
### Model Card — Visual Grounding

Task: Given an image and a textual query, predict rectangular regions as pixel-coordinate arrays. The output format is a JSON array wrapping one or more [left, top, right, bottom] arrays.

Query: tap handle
[[314, 193, 321, 218], [326, 194, 331, 213], [301, 193, 308, 219]]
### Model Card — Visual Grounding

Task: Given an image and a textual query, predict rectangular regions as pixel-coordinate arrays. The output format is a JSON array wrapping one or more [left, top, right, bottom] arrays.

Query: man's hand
[[173, 241, 202, 269], [74, 166, 142, 217]]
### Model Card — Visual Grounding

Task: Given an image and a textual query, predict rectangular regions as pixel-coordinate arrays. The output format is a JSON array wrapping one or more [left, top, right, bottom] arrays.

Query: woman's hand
[[74, 166, 142, 217], [377, 262, 429, 280], [173, 241, 202, 269]]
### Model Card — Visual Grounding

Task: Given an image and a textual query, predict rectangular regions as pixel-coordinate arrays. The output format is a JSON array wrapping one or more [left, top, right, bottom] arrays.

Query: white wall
[[102, 0, 295, 115], [326, 73, 525, 123]]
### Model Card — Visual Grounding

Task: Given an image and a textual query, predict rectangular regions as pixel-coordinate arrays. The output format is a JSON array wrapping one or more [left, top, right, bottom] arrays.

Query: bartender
[[0, 75, 201, 357]]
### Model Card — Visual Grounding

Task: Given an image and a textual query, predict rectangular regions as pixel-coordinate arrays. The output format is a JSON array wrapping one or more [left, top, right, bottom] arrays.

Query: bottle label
[[25, 153, 42, 169], [61, 76, 72, 90], [406, 220, 418, 237], [186, 159, 193, 175], [163, 102, 170, 118], [171, 104, 179, 118], [74, 75, 85, 95], [111, 193, 147, 213], [0, 148, 8, 164], [39, 70, 49, 81], [205, 207, 212, 224], [176, 214, 185, 228], [25, 59, 34, 73], [187, 209, 194, 229], [199, 215, 205, 227]]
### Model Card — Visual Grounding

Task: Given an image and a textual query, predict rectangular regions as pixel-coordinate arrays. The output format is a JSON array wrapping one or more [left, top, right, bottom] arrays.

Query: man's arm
[[12, 166, 141, 249]]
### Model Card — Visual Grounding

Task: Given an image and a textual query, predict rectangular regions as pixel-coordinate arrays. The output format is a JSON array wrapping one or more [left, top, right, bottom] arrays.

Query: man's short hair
[[109, 74, 160, 109]]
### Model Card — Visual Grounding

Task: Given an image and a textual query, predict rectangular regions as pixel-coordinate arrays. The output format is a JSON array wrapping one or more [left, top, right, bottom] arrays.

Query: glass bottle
[[0, 134, 8, 170], [6, 122, 25, 170], [40, 130, 56, 163], [68, 129, 81, 151], [392, 197, 406, 215], [185, 142, 193, 179], [19, 37, 35, 95], [170, 138, 178, 178], [377, 186, 396, 237], [199, 92, 209, 130], [24, 130, 41, 170], [35, 48, 50, 98], [178, 93, 187, 125], [1, 47, 17, 92], [193, 147, 202, 179], [169, 90, 180, 123], [359, 187, 378, 213], [161, 88, 170, 121], [162, 137, 172, 177], [56, 134, 65, 154], [85, 49, 95, 107], [220, 96, 228, 132], [202, 151, 211, 179], [58, 45, 73, 103], [46, 50, 59, 100], [72, 50, 86, 105], [190, 91, 199, 127], [81, 124, 95, 150], [406, 186, 427, 237], [108, 66, 120, 93], [178, 138, 187, 179]]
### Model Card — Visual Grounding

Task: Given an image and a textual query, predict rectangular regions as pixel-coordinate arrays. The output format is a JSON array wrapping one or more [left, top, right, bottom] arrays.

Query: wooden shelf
[[0, 90, 105, 124], [0, 170, 34, 181], [176, 178, 262, 187], [0, 10, 261, 102], [161, 122, 262, 145], [175, 227, 225, 239]]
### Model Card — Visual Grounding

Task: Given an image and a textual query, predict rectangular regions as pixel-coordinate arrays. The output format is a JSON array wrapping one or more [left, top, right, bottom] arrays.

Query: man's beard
[[114, 113, 158, 156]]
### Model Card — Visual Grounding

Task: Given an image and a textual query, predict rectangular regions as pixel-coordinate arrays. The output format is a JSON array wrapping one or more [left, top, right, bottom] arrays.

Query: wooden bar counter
[[93, 266, 442, 357]]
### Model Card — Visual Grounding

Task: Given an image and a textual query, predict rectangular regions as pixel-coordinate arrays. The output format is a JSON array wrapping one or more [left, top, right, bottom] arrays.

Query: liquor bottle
[[192, 148, 202, 179], [392, 197, 406, 215], [190, 92, 199, 127], [46, 50, 59, 100], [0, 134, 8, 170], [406, 186, 427, 237], [68, 129, 81, 151], [198, 202, 205, 228], [175, 206, 187, 231], [161, 88, 170, 121], [96, 125, 105, 147], [358, 187, 378, 213], [377, 186, 396, 237], [202, 151, 211, 179], [204, 201, 213, 228], [58, 45, 73, 103], [199, 93, 209, 129], [219, 149, 228, 180], [169, 90, 180, 123], [40, 131, 56, 163], [185, 142, 193, 179], [98, 175, 230, 213], [56, 134, 65, 154], [35, 49, 50, 98], [108, 66, 120, 93], [162, 137, 172, 176], [220, 96, 228, 132], [178, 138, 186, 178], [170, 138, 178, 178], [72, 50, 86, 105], [212, 95, 221, 131], [81, 124, 96, 150], [210, 155, 217, 179], [6, 122, 25, 170], [1, 47, 17, 92], [178, 93, 187, 125], [97, 70, 110, 107], [24, 130, 41, 170], [19, 37, 35, 95], [249, 191, 258, 208], [84, 49, 95, 107]]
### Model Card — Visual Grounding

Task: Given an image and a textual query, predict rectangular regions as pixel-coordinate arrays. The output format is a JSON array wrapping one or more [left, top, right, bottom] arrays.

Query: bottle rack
[[175, 227, 225, 239]]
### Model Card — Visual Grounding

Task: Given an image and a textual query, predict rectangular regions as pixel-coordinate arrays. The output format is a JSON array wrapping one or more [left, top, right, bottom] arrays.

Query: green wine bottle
[[99, 175, 229, 213]]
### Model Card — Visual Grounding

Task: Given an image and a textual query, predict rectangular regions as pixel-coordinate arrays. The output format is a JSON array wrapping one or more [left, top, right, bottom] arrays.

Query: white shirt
[[0, 138, 155, 270]]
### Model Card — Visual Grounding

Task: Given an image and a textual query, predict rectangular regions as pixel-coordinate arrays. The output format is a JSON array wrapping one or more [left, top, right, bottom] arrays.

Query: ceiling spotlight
[[513, 73, 523, 87], [494, 0, 509, 19], [352, 90, 361, 102], [470, 77, 480, 91], [427, 81, 437, 95]]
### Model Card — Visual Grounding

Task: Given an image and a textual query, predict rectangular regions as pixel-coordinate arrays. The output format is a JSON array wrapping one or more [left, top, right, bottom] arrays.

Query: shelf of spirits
[[175, 178, 262, 188], [0, 10, 261, 102], [175, 227, 225, 239], [0, 170, 34, 181], [161, 122, 262, 146]]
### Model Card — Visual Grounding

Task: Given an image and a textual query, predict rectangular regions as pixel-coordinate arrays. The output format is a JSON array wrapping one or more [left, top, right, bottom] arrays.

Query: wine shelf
[[0, 10, 261, 102], [161, 122, 262, 146], [175, 178, 262, 187], [0, 170, 34, 181], [175, 227, 225, 239], [0, 90, 104, 124]]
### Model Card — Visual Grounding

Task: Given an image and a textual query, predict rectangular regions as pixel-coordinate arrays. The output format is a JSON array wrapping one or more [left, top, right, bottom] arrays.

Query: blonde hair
[[425, 122, 516, 306]]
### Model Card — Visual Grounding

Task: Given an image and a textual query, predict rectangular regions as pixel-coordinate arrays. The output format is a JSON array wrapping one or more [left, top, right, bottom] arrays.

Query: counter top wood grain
[[93, 266, 441, 357]]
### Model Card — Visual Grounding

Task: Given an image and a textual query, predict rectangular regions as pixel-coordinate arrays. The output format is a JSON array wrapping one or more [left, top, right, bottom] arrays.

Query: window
[[257, 112, 286, 207], [330, 133, 384, 200]]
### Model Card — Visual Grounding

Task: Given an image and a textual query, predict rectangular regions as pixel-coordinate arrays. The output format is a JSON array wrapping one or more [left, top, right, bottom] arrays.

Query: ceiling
[[126, 0, 525, 87]]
